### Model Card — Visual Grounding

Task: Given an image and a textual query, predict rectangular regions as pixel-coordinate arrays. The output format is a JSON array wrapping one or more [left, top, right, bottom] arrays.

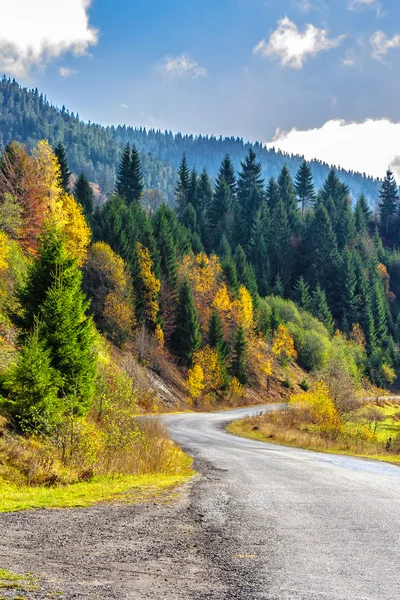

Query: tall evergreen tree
[[249, 203, 270, 296], [266, 177, 280, 212], [130, 144, 144, 203], [336, 201, 356, 250], [379, 169, 398, 238], [171, 278, 201, 364], [234, 245, 259, 305], [74, 173, 94, 217], [207, 180, 233, 251], [278, 165, 300, 232], [54, 142, 71, 193], [340, 249, 358, 331], [116, 143, 132, 202], [294, 276, 312, 311], [354, 193, 371, 235], [188, 167, 198, 208], [175, 153, 191, 218], [269, 200, 293, 294], [237, 148, 264, 243], [312, 285, 335, 335], [196, 168, 213, 216], [295, 160, 316, 216], [157, 216, 178, 285], [216, 154, 237, 198]]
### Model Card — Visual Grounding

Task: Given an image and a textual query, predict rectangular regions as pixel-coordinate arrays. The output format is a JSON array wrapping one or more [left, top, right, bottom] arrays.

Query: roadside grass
[[0, 568, 38, 597], [0, 469, 193, 513], [228, 401, 400, 466]]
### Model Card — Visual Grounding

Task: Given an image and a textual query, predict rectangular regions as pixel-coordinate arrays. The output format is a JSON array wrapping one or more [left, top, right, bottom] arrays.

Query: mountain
[[0, 77, 380, 204]]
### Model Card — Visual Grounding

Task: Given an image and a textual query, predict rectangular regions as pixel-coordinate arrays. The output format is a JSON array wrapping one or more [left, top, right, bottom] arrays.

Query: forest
[[0, 77, 380, 204], [1, 97, 400, 506]]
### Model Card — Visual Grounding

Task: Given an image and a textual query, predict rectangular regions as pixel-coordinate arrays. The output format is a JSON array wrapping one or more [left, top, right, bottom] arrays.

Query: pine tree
[[175, 154, 191, 218], [207, 180, 233, 251], [295, 160, 315, 216], [171, 278, 201, 364], [130, 145, 144, 203], [216, 154, 237, 198], [269, 200, 293, 294], [379, 169, 398, 238], [278, 165, 300, 232], [312, 285, 335, 335], [231, 326, 248, 384], [196, 168, 213, 215], [354, 193, 371, 235], [74, 173, 94, 217], [54, 142, 71, 193], [116, 143, 132, 201], [266, 177, 280, 212], [237, 148, 264, 244], [294, 276, 312, 311], [321, 169, 350, 211]]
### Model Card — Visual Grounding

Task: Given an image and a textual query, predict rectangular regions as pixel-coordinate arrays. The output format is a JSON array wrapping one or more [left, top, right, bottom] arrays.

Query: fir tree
[[294, 276, 312, 311], [116, 143, 132, 202], [130, 144, 144, 203], [54, 142, 71, 193], [312, 285, 335, 335], [379, 169, 398, 238], [266, 177, 280, 212], [74, 173, 94, 217], [175, 153, 191, 218], [295, 160, 315, 216], [354, 193, 371, 235], [231, 326, 248, 384], [278, 165, 300, 232], [216, 154, 237, 198], [171, 278, 201, 364]]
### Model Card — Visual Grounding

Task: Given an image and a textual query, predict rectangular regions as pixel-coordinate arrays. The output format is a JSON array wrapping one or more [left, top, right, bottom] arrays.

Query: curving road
[[163, 405, 400, 600]]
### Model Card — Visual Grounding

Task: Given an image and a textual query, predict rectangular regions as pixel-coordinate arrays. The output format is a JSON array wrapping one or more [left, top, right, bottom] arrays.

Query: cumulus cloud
[[371, 30, 400, 59], [0, 0, 98, 77], [159, 54, 207, 78], [265, 119, 400, 180], [253, 17, 345, 69], [59, 67, 77, 78]]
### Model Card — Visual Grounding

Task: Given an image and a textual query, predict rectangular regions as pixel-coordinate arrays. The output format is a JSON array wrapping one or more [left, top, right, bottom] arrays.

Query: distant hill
[[0, 77, 380, 205]]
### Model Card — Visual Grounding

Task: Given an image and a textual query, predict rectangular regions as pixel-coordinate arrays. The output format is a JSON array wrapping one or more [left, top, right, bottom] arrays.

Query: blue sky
[[2, 0, 400, 177]]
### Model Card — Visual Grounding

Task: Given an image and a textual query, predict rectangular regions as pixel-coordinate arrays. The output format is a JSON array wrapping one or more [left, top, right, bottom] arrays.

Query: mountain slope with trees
[[0, 77, 380, 204]]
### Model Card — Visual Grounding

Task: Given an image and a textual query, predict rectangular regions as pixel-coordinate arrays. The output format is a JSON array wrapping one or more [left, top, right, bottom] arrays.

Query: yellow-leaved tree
[[289, 381, 342, 438], [0, 232, 8, 273], [135, 242, 161, 360], [272, 324, 297, 365], [187, 346, 224, 406]]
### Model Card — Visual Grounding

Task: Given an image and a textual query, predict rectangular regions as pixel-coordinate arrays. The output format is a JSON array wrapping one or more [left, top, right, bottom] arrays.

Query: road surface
[[164, 405, 400, 600], [0, 404, 399, 599]]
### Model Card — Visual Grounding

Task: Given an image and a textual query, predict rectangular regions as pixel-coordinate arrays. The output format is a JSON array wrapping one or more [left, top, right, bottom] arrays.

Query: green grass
[[0, 569, 38, 596], [0, 471, 194, 513]]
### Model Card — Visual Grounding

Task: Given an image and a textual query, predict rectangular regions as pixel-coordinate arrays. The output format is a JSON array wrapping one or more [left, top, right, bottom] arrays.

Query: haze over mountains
[[0, 78, 380, 205]]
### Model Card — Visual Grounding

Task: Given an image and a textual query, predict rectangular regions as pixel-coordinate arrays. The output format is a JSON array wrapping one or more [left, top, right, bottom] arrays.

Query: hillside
[[0, 77, 380, 204]]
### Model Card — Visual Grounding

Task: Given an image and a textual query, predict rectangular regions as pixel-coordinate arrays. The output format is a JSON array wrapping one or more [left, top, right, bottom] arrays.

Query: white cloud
[[348, 0, 383, 15], [253, 17, 345, 69], [59, 67, 77, 77], [120, 103, 129, 109], [265, 119, 400, 180], [371, 30, 400, 59], [159, 54, 207, 78], [0, 0, 98, 77]]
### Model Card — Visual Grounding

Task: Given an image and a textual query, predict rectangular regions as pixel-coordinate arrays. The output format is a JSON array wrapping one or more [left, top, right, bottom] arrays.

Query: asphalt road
[[1, 404, 399, 600], [163, 405, 400, 600]]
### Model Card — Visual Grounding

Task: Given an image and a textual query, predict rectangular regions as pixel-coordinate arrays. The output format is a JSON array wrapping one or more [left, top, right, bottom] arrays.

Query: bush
[[298, 330, 330, 372]]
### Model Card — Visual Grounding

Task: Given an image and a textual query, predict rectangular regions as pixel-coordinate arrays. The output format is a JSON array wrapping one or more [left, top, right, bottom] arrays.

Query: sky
[[1, 0, 400, 178]]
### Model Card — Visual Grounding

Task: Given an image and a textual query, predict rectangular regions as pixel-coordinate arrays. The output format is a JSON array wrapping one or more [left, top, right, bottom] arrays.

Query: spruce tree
[[231, 326, 248, 384], [175, 154, 191, 218], [249, 203, 270, 296], [354, 193, 371, 235], [234, 245, 259, 305], [207, 179, 233, 250], [237, 148, 264, 244], [294, 276, 312, 311], [321, 169, 350, 211], [337, 201, 356, 250], [54, 142, 71, 193], [312, 286, 335, 335], [196, 168, 213, 215], [269, 200, 293, 294], [171, 278, 201, 364], [295, 160, 315, 216], [216, 154, 237, 198], [130, 145, 144, 203], [266, 177, 280, 212], [379, 169, 398, 238], [74, 173, 94, 217], [116, 143, 132, 201], [278, 165, 300, 232]]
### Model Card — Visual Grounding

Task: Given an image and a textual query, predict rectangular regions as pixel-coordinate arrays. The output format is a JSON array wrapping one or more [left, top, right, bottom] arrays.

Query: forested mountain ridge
[[0, 77, 380, 204]]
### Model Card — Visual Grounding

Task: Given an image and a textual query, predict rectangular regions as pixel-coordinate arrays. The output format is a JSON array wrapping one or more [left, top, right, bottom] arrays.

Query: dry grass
[[229, 406, 400, 465]]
